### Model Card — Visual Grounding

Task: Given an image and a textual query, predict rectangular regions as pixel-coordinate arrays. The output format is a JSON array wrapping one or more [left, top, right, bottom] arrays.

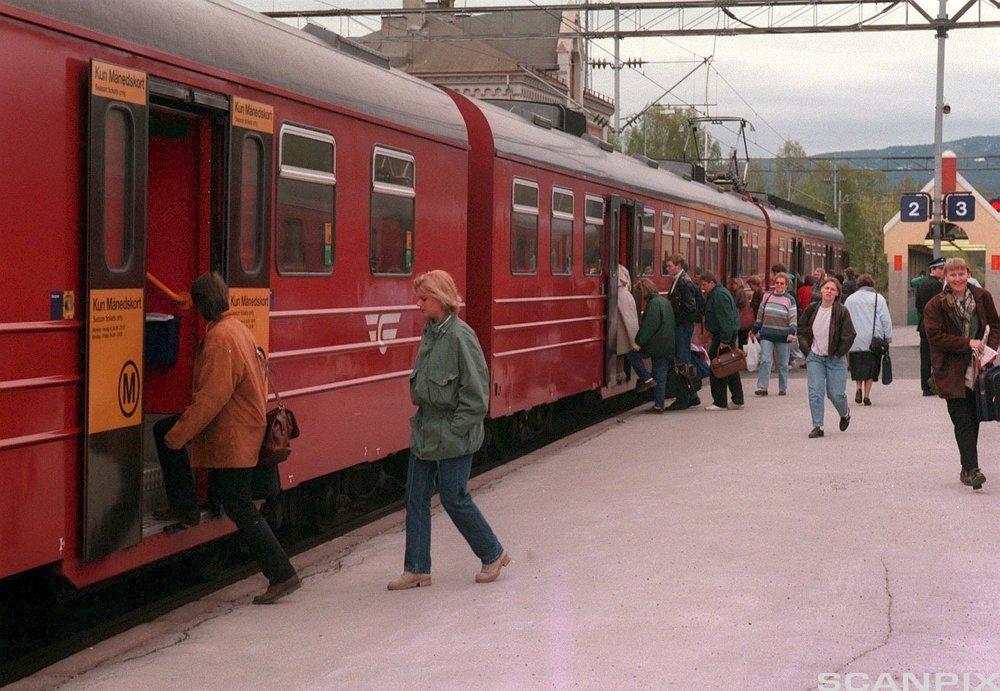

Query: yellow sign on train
[[229, 287, 270, 355], [232, 97, 274, 134], [87, 288, 144, 434], [91, 61, 147, 106]]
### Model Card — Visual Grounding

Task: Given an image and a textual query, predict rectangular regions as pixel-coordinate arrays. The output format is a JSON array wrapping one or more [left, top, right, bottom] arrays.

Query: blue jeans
[[674, 322, 698, 404], [806, 352, 850, 428], [626, 350, 671, 408], [404, 453, 504, 574], [757, 338, 790, 392]]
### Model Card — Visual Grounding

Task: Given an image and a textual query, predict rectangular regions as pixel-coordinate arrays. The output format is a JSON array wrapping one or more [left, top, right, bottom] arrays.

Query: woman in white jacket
[[844, 273, 893, 405], [616, 264, 640, 382]]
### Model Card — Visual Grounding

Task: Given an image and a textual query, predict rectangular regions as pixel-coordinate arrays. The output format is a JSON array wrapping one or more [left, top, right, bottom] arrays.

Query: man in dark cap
[[916, 257, 946, 395]]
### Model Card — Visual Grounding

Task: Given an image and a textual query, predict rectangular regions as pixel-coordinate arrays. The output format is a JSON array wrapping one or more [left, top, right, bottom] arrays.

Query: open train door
[[223, 97, 274, 352], [723, 224, 741, 284], [602, 196, 641, 389], [82, 61, 149, 561]]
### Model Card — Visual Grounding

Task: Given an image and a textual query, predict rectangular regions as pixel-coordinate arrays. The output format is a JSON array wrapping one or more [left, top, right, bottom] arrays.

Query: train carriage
[[448, 93, 842, 416], [0, 0, 468, 586], [0, 0, 844, 591]]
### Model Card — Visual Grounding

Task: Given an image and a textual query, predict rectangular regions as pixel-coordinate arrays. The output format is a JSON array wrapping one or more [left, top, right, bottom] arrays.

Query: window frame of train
[[551, 187, 574, 276], [370, 145, 416, 276], [660, 211, 674, 274], [695, 220, 706, 272], [583, 195, 604, 276], [639, 207, 656, 276], [275, 123, 336, 276], [511, 178, 539, 275], [678, 216, 692, 268], [708, 223, 720, 275], [751, 232, 760, 274]]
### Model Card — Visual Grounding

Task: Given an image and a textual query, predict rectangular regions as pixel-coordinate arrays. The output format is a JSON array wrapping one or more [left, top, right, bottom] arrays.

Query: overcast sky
[[238, 1, 999, 157]]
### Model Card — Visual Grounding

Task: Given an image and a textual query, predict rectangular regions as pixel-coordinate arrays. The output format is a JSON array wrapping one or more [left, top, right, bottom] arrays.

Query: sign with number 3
[[945, 193, 976, 223]]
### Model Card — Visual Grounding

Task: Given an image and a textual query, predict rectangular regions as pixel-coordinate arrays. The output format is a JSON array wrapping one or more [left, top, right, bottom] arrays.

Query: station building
[[884, 151, 1000, 325]]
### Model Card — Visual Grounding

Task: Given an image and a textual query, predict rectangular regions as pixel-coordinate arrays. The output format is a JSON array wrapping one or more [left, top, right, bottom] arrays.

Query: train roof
[[3, 0, 468, 145], [473, 99, 844, 244]]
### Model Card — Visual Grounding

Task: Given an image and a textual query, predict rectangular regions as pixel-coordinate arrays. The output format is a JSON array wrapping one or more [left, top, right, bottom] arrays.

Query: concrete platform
[[19, 352, 1000, 689]]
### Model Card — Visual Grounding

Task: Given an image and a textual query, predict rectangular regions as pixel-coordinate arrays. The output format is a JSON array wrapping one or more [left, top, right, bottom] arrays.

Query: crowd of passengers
[[149, 254, 993, 604], [617, 254, 997, 492]]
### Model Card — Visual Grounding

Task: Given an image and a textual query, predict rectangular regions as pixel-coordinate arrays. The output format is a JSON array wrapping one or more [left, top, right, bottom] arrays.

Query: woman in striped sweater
[[752, 273, 798, 396]]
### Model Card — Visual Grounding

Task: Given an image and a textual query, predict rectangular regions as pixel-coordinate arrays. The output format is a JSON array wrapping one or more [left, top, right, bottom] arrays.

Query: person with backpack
[[752, 272, 797, 396], [664, 255, 702, 411]]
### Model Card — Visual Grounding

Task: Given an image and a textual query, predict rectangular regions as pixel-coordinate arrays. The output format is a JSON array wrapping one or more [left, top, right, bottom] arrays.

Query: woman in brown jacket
[[923, 258, 1000, 490], [163, 272, 300, 604]]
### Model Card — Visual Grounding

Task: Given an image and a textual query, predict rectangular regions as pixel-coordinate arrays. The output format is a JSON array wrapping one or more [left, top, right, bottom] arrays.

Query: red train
[[0, 0, 843, 588]]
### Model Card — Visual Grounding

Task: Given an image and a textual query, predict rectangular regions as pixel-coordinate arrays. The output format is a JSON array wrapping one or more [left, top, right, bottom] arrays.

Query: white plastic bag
[[745, 337, 761, 372]]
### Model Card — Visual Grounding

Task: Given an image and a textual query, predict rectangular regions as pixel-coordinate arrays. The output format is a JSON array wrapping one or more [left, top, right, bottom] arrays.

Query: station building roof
[[3, 0, 468, 145]]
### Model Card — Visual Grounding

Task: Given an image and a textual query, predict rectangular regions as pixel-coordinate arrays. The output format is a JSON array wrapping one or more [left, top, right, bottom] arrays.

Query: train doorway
[[602, 196, 642, 390], [82, 60, 273, 563]]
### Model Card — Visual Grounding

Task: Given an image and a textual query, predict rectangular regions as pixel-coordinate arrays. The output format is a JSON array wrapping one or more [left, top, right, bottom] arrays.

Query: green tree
[[621, 106, 721, 164]]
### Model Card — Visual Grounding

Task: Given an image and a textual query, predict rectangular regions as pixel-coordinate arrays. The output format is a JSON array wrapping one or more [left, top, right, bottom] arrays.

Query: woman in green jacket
[[626, 278, 676, 413], [388, 270, 509, 591]]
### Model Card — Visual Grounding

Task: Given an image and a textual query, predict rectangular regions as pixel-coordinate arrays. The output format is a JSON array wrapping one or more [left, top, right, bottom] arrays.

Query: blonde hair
[[944, 257, 970, 274], [413, 270, 462, 315]]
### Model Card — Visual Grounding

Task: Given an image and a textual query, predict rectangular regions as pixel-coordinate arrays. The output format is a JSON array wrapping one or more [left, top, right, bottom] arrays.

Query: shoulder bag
[[710, 343, 747, 379], [869, 294, 889, 356], [257, 348, 300, 466]]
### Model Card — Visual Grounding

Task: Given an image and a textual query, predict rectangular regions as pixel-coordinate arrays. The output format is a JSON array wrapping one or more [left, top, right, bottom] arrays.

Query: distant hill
[[817, 135, 1000, 198]]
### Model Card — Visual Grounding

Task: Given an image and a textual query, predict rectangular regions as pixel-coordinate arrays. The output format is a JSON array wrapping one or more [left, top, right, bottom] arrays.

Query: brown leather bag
[[257, 348, 300, 466], [710, 343, 747, 378]]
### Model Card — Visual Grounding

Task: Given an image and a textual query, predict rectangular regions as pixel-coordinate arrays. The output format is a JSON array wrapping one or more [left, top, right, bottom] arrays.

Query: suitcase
[[974, 365, 1000, 422]]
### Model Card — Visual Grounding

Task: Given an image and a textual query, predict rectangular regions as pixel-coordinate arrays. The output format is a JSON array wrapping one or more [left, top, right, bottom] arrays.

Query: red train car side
[[0, 0, 467, 586]]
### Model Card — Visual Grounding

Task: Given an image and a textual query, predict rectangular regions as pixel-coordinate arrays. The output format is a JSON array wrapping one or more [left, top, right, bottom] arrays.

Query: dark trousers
[[153, 415, 199, 516], [946, 389, 980, 472], [919, 331, 933, 393], [210, 467, 296, 585], [404, 453, 503, 574], [155, 416, 294, 585], [708, 336, 744, 407]]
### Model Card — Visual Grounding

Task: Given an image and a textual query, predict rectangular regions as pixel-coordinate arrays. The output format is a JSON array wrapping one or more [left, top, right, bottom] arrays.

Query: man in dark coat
[[923, 258, 1000, 490], [702, 272, 744, 411], [916, 257, 945, 396], [664, 255, 702, 410]]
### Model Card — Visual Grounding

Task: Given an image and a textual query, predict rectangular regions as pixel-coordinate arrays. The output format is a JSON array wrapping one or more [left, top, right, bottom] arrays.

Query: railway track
[[0, 390, 642, 685]]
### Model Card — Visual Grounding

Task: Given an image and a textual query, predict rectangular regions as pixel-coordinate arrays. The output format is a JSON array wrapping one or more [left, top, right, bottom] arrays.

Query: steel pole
[[932, 0, 948, 258], [614, 4, 621, 140]]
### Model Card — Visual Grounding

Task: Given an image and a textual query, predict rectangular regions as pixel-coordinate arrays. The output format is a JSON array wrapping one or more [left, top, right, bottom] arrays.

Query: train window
[[660, 212, 674, 274], [584, 195, 604, 276], [103, 106, 134, 271], [551, 188, 573, 276], [695, 220, 706, 272], [640, 209, 655, 276], [511, 179, 538, 274], [371, 147, 415, 275], [751, 232, 759, 274], [708, 223, 719, 274], [277, 125, 336, 275], [678, 216, 692, 267], [239, 135, 265, 273]]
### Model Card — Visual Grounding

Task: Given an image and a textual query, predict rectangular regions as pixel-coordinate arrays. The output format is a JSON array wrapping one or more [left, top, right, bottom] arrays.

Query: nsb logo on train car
[[365, 313, 401, 355]]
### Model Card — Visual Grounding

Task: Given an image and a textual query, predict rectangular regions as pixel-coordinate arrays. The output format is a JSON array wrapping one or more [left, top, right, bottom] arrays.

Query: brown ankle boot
[[475, 552, 511, 583], [387, 572, 431, 591]]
